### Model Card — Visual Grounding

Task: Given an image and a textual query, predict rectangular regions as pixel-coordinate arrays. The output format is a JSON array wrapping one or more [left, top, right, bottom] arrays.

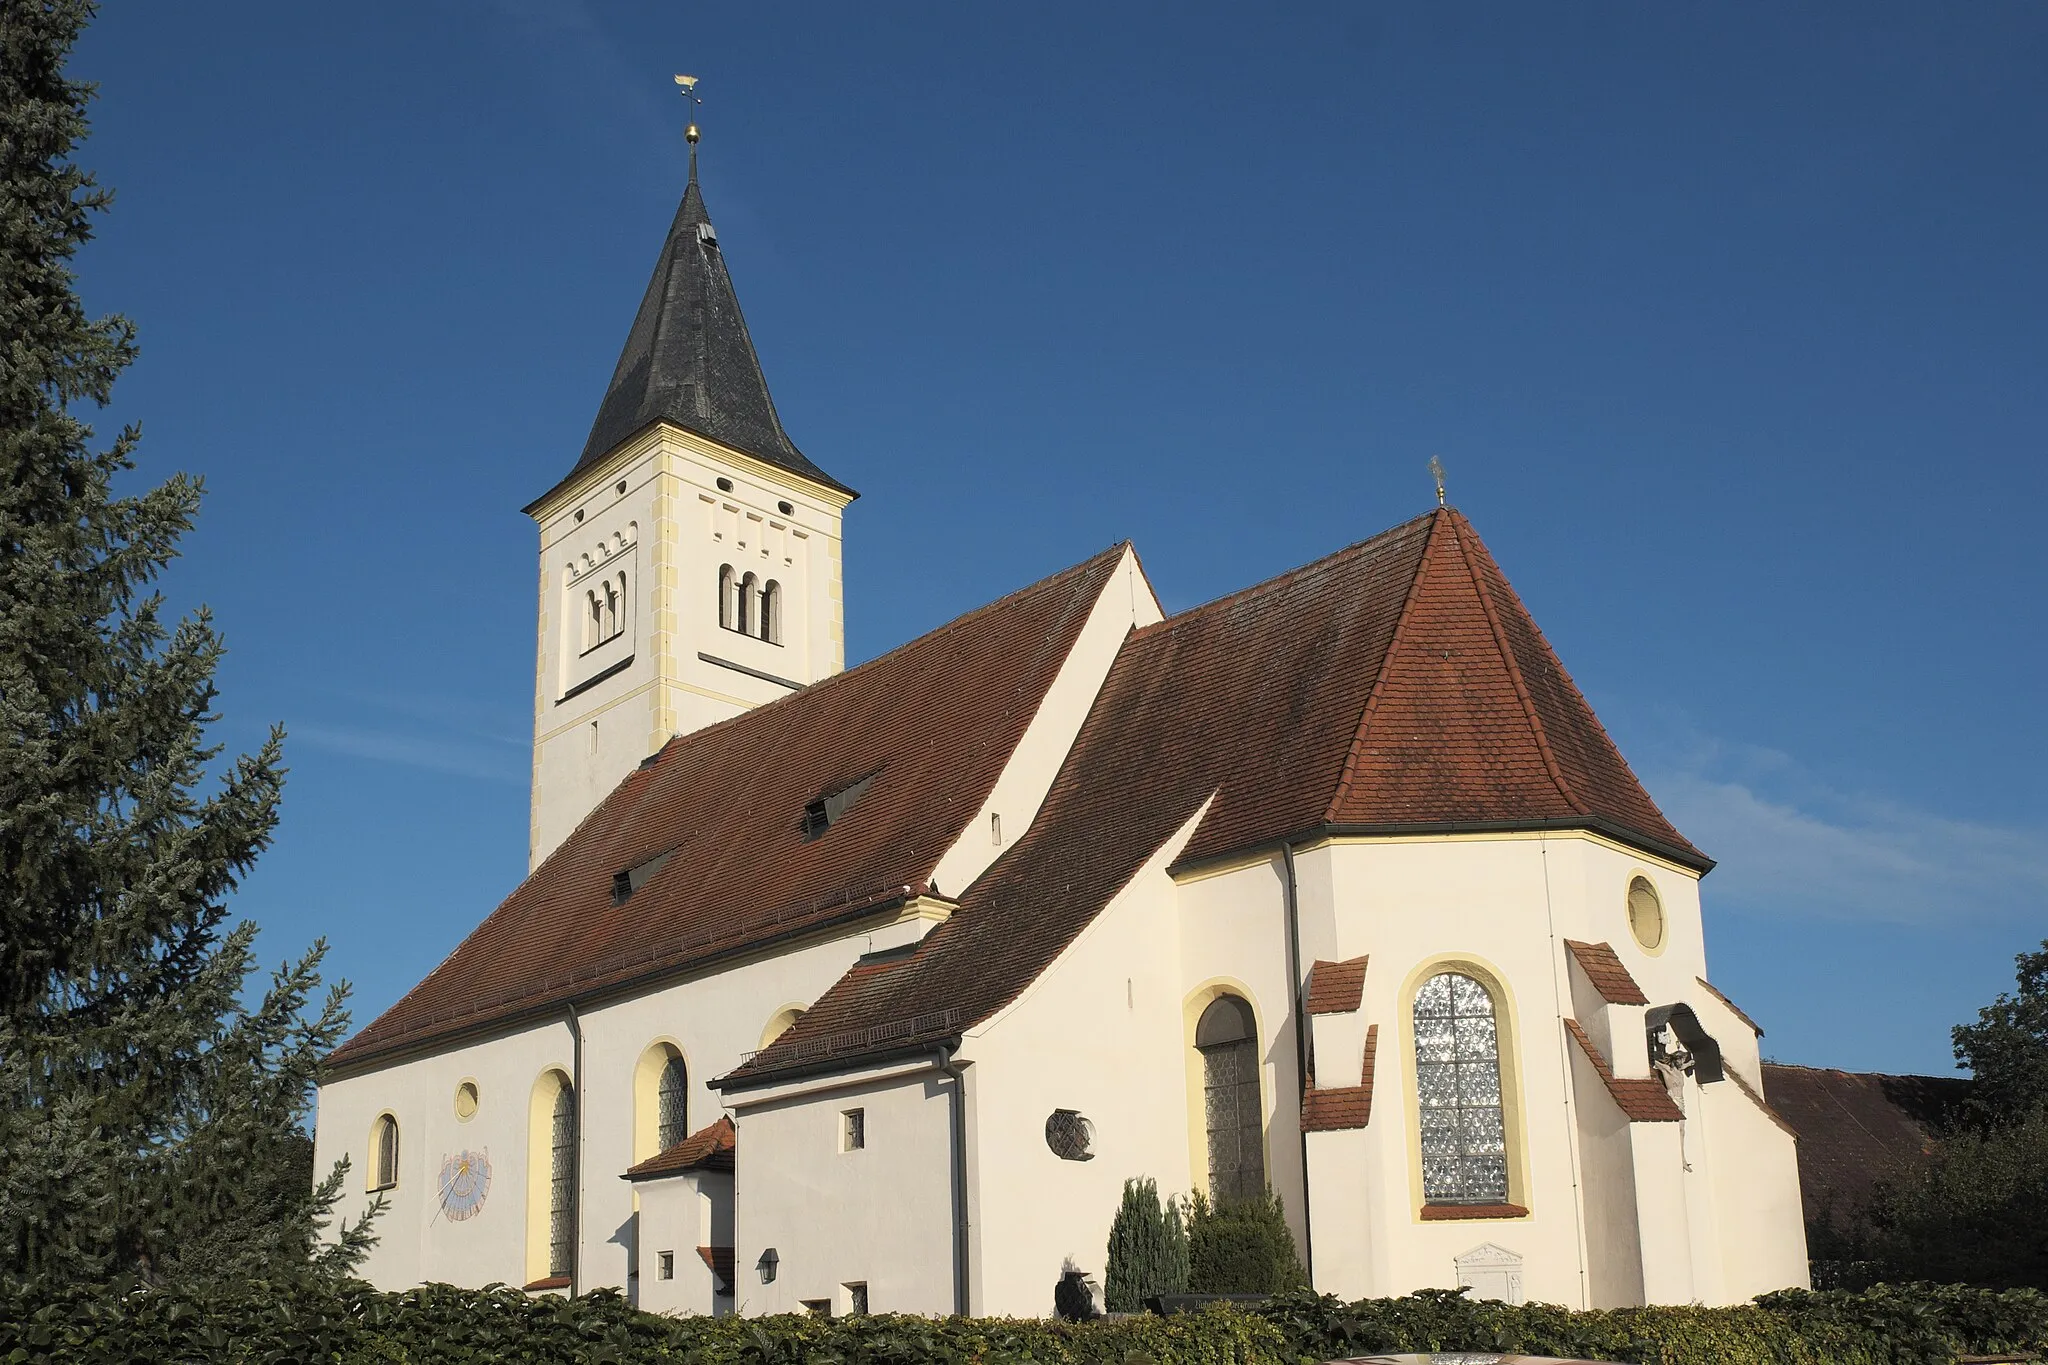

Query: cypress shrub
[[1186, 1190, 1307, 1295], [1105, 1177, 1192, 1311]]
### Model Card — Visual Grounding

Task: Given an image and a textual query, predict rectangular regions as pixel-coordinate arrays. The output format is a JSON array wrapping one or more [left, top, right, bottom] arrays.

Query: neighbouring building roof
[[623, 1116, 736, 1181], [328, 545, 1128, 1070], [1564, 939, 1651, 1006], [1759, 1062, 1972, 1227], [727, 508, 1704, 1087], [1305, 956, 1369, 1015], [565, 166, 852, 498]]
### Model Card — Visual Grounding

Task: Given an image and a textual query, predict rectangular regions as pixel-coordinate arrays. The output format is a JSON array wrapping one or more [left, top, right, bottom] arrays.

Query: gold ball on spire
[[686, 123, 700, 144]]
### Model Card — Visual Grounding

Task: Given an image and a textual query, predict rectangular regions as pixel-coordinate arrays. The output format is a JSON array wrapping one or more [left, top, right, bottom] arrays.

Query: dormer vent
[[612, 850, 673, 905], [695, 221, 718, 247], [801, 771, 879, 843]]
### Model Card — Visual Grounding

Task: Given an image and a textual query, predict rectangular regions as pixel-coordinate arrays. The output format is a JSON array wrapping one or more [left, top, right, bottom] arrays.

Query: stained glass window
[[656, 1055, 688, 1151], [549, 1079, 577, 1278], [1413, 971, 1508, 1205], [1197, 995, 1265, 1202]]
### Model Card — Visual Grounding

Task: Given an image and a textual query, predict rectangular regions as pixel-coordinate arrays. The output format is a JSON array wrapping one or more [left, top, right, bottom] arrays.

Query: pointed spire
[[569, 135, 853, 497]]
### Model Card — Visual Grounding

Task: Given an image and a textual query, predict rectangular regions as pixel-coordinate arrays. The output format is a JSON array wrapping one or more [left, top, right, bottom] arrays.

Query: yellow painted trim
[[366, 1111, 400, 1193], [1395, 953, 1534, 1222], [759, 1004, 808, 1051], [1180, 979, 1273, 1202], [1170, 847, 1280, 887], [1624, 870, 1670, 956], [632, 1039, 689, 1164], [526, 1067, 572, 1286]]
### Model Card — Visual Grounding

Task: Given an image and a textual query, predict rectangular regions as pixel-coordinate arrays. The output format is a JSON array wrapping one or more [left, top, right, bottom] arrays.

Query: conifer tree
[[0, 0, 374, 1284], [1103, 1177, 1191, 1311]]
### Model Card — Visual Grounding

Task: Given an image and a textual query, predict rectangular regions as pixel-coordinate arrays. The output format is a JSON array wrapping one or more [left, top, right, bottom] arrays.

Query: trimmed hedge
[[1, 1278, 2043, 1365]]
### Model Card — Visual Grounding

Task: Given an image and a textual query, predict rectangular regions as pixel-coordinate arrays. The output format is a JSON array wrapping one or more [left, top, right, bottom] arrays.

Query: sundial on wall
[[436, 1149, 492, 1222]]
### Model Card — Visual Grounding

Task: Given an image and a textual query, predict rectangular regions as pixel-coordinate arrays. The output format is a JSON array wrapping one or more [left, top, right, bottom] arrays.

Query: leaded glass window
[[549, 1079, 577, 1278], [1413, 971, 1508, 1205], [1197, 995, 1265, 1202], [656, 1054, 688, 1151]]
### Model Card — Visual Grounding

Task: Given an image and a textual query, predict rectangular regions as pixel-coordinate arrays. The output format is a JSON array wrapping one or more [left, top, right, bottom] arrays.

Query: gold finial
[[675, 74, 702, 146], [1428, 454, 1447, 507]]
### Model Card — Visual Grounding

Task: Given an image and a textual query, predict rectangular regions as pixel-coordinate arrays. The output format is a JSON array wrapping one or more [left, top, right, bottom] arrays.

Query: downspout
[[567, 1002, 585, 1298], [930, 1043, 971, 1316], [1281, 842, 1314, 1284]]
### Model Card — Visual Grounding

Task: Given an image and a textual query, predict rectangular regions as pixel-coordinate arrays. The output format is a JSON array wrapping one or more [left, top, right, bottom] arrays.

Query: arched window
[[549, 1079, 577, 1278], [583, 588, 601, 652], [656, 1054, 689, 1151], [601, 574, 621, 642], [370, 1113, 399, 1191], [738, 572, 758, 636], [1195, 995, 1265, 1201], [1413, 971, 1508, 1205], [760, 1006, 805, 1050], [718, 565, 736, 630], [759, 579, 781, 644]]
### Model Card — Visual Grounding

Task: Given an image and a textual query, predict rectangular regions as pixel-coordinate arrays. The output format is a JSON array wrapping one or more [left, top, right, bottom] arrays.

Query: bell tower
[[524, 124, 856, 868]]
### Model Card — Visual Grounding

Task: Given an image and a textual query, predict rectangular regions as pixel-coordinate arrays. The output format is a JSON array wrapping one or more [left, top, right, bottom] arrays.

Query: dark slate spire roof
[[571, 164, 853, 497]]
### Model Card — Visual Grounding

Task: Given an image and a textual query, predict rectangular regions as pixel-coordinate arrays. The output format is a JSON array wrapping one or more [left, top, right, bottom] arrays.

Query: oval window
[[1627, 876, 1665, 951], [454, 1080, 480, 1120]]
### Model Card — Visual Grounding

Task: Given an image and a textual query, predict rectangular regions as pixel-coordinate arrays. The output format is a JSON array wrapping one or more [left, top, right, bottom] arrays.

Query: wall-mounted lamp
[[757, 1247, 779, 1284]]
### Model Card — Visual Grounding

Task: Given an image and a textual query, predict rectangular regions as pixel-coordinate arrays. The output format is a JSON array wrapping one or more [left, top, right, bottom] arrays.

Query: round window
[[454, 1080, 480, 1121], [1045, 1109, 1094, 1162], [1627, 876, 1665, 951]]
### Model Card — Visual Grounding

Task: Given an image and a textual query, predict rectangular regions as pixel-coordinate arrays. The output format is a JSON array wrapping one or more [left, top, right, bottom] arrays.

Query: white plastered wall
[[1282, 831, 1804, 1308], [315, 906, 929, 1297], [527, 425, 852, 868], [927, 545, 1160, 902], [634, 1170, 733, 1316], [951, 799, 1219, 1318], [728, 1063, 958, 1316]]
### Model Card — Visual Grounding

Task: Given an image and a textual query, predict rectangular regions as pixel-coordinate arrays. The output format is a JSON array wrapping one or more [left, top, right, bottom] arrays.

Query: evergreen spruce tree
[[0, 0, 374, 1285], [1103, 1177, 1190, 1311]]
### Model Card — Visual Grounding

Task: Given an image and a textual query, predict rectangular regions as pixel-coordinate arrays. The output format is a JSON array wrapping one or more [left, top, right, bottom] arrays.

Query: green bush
[[1104, 1177, 1191, 1312], [1, 1276, 2044, 1365], [1186, 1191, 1306, 1296]]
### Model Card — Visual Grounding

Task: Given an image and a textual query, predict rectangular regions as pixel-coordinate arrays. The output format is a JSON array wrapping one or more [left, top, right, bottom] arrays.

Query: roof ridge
[[1323, 507, 1448, 822], [1448, 510, 1586, 816], [1135, 508, 1440, 640], [620, 541, 1132, 766]]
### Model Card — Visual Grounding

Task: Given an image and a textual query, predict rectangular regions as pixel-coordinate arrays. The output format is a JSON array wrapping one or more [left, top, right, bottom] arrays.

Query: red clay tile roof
[[697, 1245, 735, 1293], [1305, 957, 1369, 1015], [1563, 940, 1650, 1006], [731, 510, 1705, 1086], [623, 1116, 735, 1181], [1302, 1024, 1378, 1132], [1320, 513, 1703, 868], [1565, 1019, 1684, 1122], [1759, 1063, 1971, 1228], [329, 546, 1130, 1069], [1697, 977, 1764, 1036]]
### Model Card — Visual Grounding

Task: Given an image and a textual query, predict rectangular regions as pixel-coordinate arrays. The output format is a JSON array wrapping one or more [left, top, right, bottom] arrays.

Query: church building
[[313, 133, 1810, 1316]]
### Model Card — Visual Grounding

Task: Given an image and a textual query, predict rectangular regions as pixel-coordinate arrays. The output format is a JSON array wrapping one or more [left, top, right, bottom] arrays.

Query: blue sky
[[73, 3, 2047, 1076]]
